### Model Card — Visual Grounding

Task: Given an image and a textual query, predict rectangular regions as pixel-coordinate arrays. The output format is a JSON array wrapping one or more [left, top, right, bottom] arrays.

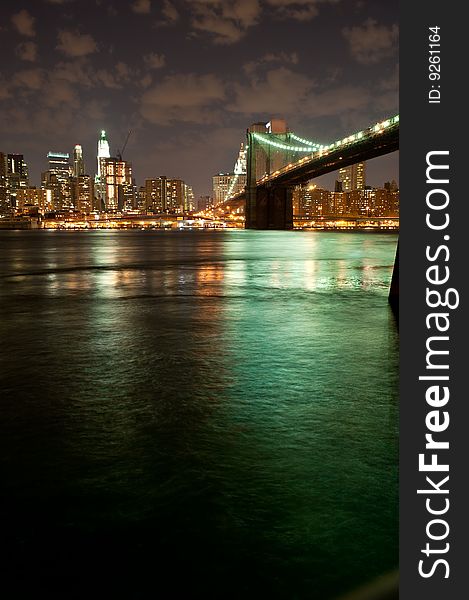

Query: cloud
[[56, 30, 98, 57], [228, 67, 315, 116], [243, 52, 298, 75], [141, 74, 153, 88], [141, 73, 226, 124], [161, 0, 179, 23], [144, 53, 166, 69], [131, 0, 151, 14], [13, 69, 45, 91], [343, 19, 398, 64], [374, 65, 399, 113], [16, 42, 38, 62], [42, 80, 80, 109], [265, 0, 339, 22], [187, 0, 261, 44], [11, 9, 36, 37], [0, 78, 12, 100]]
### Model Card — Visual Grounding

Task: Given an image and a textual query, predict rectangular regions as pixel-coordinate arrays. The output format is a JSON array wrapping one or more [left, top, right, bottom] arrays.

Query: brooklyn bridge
[[225, 115, 399, 230]]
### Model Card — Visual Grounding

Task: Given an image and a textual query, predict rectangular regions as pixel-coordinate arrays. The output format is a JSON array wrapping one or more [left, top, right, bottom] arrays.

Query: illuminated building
[[95, 130, 111, 209], [372, 188, 399, 217], [72, 175, 94, 213], [0, 152, 7, 215], [330, 191, 346, 215], [42, 152, 72, 210], [73, 145, 85, 177], [344, 189, 361, 216], [94, 131, 135, 212], [15, 187, 51, 213], [338, 162, 366, 192], [184, 183, 194, 212], [6, 154, 29, 211], [384, 180, 399, 193], [145, 177, 192, 213], [137, 186, 146, 212], [197, 195, 213, 212], [212, 173, 232, 205], [97, 130, 110, 177], [102, 157, 133, 212], [292, 183, 399, 218], [212, 143, 247, 205], [293, 184, 330, 217]]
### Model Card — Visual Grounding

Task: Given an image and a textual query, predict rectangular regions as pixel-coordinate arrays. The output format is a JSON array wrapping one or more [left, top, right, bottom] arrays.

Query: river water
[[0, 230, 398, 599]]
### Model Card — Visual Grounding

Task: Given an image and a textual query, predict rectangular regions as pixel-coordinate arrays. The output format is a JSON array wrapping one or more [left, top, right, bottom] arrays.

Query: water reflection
[[0, 230, 398, 599]]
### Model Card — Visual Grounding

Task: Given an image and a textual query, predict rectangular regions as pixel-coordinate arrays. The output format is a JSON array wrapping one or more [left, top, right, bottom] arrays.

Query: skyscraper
[[338, 162, 366, 192], [73, 145, 85, 177], [97, 130, 110, 177], [42, 152, 72, 210], [72, 176, 94, 213], [0, 152, 7, 215], [212, 143, 247, 205], [101, 157, 133, 212], [95, 130, 111, 210], [144, 177, 191, 213], [6, 154, 29, 211]]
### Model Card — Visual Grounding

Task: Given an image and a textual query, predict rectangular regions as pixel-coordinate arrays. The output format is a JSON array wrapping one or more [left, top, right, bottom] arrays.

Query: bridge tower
[[245, 119, 294, 229]]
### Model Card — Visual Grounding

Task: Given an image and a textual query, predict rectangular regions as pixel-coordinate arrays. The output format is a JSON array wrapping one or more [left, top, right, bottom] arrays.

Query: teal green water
[[0, 230, 398, 598]]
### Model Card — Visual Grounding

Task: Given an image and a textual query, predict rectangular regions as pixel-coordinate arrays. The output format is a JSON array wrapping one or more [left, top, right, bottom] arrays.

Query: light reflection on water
[[0, 230, 398, 599]]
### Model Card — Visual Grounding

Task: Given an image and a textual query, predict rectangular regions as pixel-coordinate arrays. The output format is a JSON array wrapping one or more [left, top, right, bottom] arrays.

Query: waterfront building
[[293, 184, 330, 217], [137, 186, 146, 212], [42, 152, 72, 210], [0, 152, 7, 215], [145, 177, 191, 213], [15, 187, 52, 213], [5, 154, 29, 211], [330, 191, 346, 216]]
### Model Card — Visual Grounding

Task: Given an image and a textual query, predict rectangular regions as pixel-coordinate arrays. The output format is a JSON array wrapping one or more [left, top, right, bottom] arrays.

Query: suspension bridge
[[225, 115, 399, 230]]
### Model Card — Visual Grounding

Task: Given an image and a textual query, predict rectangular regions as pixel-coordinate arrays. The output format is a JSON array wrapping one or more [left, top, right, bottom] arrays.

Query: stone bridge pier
[[245, 185, 293, 230]]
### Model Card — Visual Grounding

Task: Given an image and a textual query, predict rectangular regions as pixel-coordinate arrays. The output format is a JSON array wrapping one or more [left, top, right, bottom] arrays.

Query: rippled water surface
[[0, 230, 398, 599]]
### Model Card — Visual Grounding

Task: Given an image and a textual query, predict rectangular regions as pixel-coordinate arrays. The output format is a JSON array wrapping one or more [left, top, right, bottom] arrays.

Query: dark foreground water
[[0, 230, 398, 599]]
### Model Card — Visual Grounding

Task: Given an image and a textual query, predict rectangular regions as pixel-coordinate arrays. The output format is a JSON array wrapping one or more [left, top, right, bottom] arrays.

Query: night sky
[[0, 0, 398, 197]]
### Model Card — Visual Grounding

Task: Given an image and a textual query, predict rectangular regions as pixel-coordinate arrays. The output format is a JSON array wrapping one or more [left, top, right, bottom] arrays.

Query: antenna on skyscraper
[[116, 130, 132, 161]]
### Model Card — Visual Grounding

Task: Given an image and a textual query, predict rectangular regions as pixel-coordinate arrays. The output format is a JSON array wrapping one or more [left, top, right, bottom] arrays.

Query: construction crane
[[116, 130, 131, 161]]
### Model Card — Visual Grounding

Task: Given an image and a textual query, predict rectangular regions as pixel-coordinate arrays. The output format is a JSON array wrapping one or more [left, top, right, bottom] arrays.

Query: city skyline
[[0, 0, 398, 197]]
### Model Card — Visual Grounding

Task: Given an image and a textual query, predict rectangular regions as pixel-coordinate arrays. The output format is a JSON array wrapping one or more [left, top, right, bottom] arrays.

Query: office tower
[[184, 184, 195, 212], [294, 184, 330, 217], [137, 186, 146, 212], [97, 130, 110, 177], [145, 177, 190, 214], [15, 188, 51, 213], [145, 178, 164, 213], [101, 157, 133, 212], [72, 175, 94, 213], [6, 154, 29, 211], [212, 143, 247, 204], [42, 152, 72, 210], [338, 162, 366, 192], [95, 130, 111, 209], [73, 145, 85, 177], [0, 152, 7, 215], [212, 173, 232, 205]]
